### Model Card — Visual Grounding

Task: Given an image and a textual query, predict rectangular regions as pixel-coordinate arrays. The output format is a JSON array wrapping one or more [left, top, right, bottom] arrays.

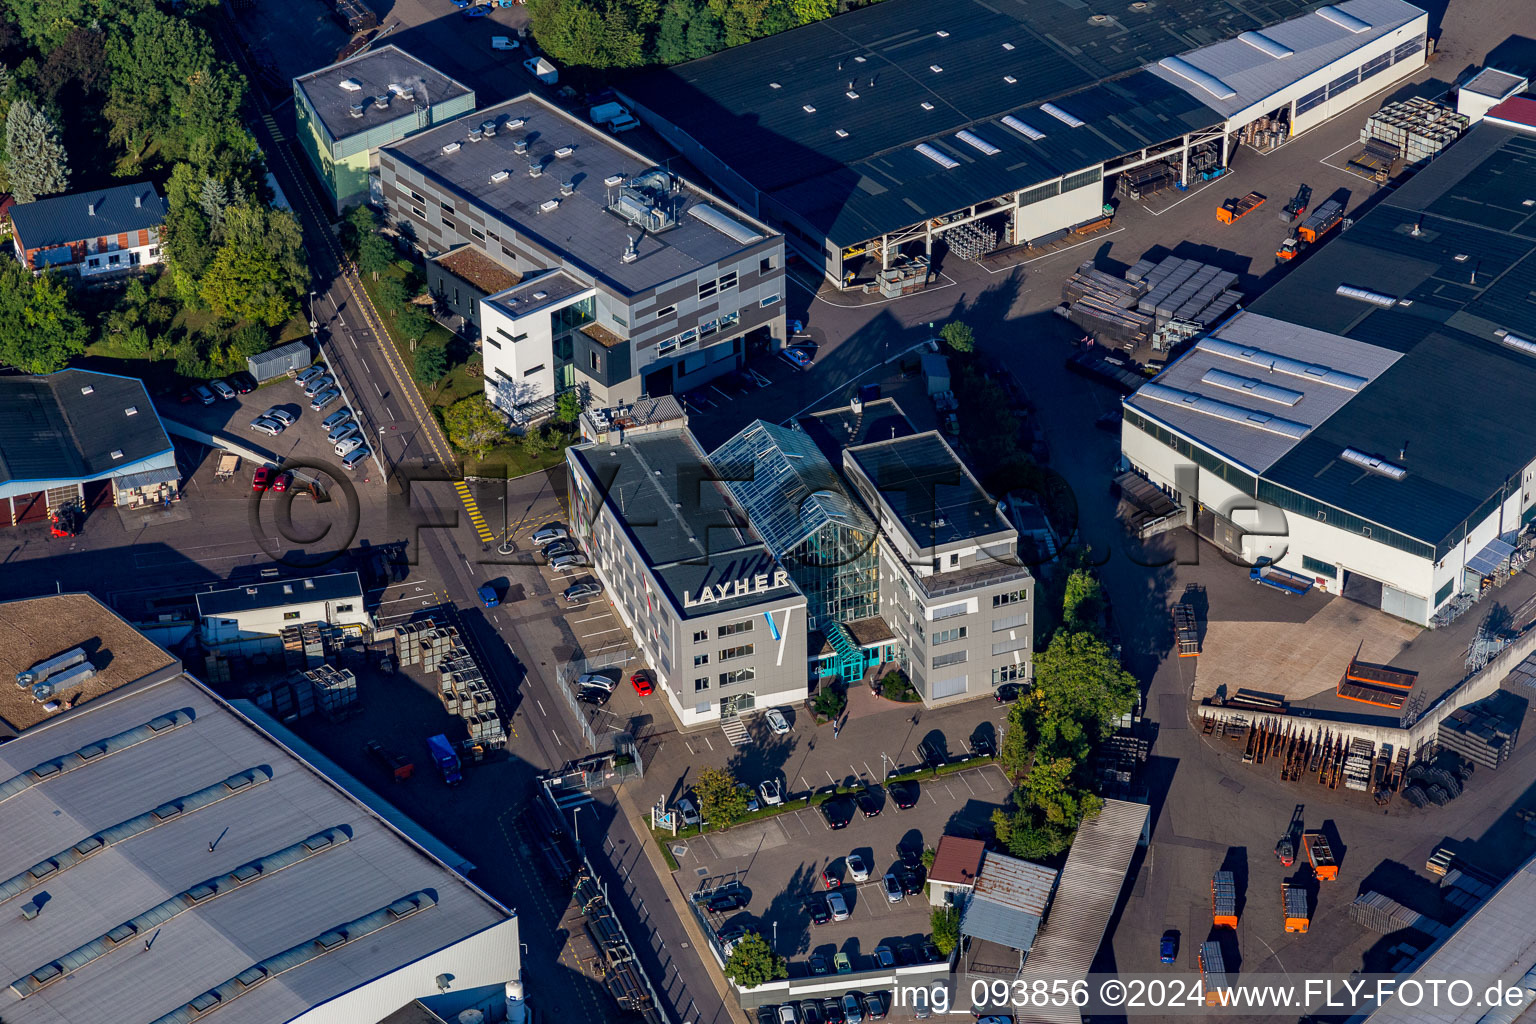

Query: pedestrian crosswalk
[[261, 113, 284, 143], [454, 481, 496, 543]]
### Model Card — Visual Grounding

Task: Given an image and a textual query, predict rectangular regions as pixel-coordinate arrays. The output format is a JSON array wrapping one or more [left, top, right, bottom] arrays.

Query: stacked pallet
[[1343, 738, 1375, 792], [1438, 696, 1520, 768], [1212, 871, 1238, 928], [1440, 868, 1493, 915], [282, 623, 330, 670], [1062, 262, 1153, 349], [1363, 98, 1468, 167], [1172, 603, 1200, 657], [1134, 256, 1241, 329], [392, 619, 436, 667], [436, 645, 506, 748], [1349, 892, 1447, 938], [1335, 657, 1415, 709], [303, 665, 359, 720], [1282, 883, 1309, 933]]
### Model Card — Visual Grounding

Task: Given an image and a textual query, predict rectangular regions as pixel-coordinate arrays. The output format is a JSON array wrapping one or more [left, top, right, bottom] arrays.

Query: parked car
[[577, 687, 610, 706], [311, 388, 341, 411], [861, 993, 885, 1021], [846, 852, 870, 882], [800, 999, 824, 1024], [780, 346, 813, 370], [229, 371, 256, 393], [995, 683, 1024, 703], [631, 671, 655, 696], [462, 4, 489, 16], [272, 471, 293, 493], [297, 365, 327, 386], [737, 782, 761, 813], [675, 797, 701, 826], [252, 467, 273, 491], [896, 944, 919, 966], [881, 873, 903, 903], [777, 1005, 800, 1024], [841, 993, 863, 1024], [576, 671, 615, 691], [765, 707, 790, 734], [822, 998, 845, 1024], [1160, 931, 1179, 964], [543, 539, 577, 558], [873, 946, 895, 969], [911, 986, 931, 1020], [808, 954, 830, 976], [563, 580, 603, 603], [193, 384, 216, 405], [478, 584, 500, 608], [759, 779, 783, 806], [335, 437, 364, 457], [890, 782, 917, 809], [341, 447, 371, 469], [832, 952, 851, 974], [303, 374, 335, 397], [263, 407, 296, 426], [491, 34, 520, 49], [922, 941, 943, 963], [551, 552, 588, 570], [819, 796, 853, 830], [210, 379, 237, 400], [532, 524, 570, 545], [807, 894, 831, 925], [821, 864, 841, 889], [855, 788, 881, 818], [757, 1007, 779, 1024], [826, 890, 849, 921], [899, 872, 923, 895], [250, 417, 283, 436], [703, 887, 749, 912], [329, 421, 360, 443], [321, 408, 353, 430]]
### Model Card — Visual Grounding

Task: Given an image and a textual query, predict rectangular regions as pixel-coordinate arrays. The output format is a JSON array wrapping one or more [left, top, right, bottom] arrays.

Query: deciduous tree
[[722, 931, 787, 988], [929, 906, 959, 955], [413, 341, 447, 385], [695, 766, 750, 827], [939, 319, 975, 354], [444, 396, 508, 460]]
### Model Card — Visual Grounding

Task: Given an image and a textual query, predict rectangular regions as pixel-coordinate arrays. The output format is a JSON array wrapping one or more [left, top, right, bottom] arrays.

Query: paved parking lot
[[674, 763, 1011, 969]]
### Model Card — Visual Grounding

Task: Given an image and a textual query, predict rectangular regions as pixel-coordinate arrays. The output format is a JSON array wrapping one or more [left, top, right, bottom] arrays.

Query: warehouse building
[[567, 415, 808, 728], [294, 46, 476, 215], [379, 96, 786, 421], [196, 573, 371, 653], [0, 369, 178, 527], [1121, 122, 1536, 626], [0, 624, 521, 1024], [620, 0, 1425, 289]]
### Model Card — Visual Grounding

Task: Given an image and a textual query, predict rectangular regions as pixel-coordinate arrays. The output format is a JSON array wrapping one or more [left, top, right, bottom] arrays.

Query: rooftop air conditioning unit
[[442, 142, 461, 155], [528, 162, 543, 177], [468, 129, 484, 142], [554, 146, 574, 158], [560, 181, 574, 196], [373, 95, 389, 109], [482, 120, 498, 136], [513, 139, 528, 155], [349, 104, 365, 118], [506, 118, 526, 129], [540, 199, 560, 213], [603, 174, 624, 187], [490, 170, 510, 183], [339, 78, 362, 92]]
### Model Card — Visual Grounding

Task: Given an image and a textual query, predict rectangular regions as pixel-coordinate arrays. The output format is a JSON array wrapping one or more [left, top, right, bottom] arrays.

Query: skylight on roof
[[1004, 75, 1017, 84], [1158, 56, 1238, 100], [1340, 447, 1405, 479], [769, 82, 781, 89], [1500, 332, 1536, 357], [921, 102, 935, 111], [1040, 103, 1084, 127], [930, 65, 943, 73], [1002, 115, 1045, 140], [1237, 30, 1294, 58], [803, 104, 816, 113], [915, 143, 959, 169], [836, 129, 849, 138], [1317, 4, 1372, 32], [956, 130, 999, 156], [1002, 42, 1015, 50], [935, 29, 949, 37]]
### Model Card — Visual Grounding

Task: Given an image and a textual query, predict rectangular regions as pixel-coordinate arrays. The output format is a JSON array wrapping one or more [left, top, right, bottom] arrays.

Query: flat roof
[[845, 432, 1013, 549], [384, 95, 777, 297], [573, 430, 803, 619], [0, 594, 180, 736], [0, 673, 511, 1024], [0, 370, 171, 488], [622, 0, 1332, 245], [1147, 0, 1425, 119], [486, 269, 592, 320], [196, 573, 364, 618], [1125, 311, 1402, 475], [795, 397, 916, 467], [1247, 124, 1536, 546], [295, 45, 473, 145], [1462, 67, 1527, 100], [434, 245, 521, 295]]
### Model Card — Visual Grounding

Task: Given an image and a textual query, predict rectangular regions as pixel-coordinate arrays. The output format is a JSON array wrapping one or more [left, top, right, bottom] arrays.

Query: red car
[[630, 671, 654, 696], [252, 467, 273, 491], [272, 471, 293, 493]]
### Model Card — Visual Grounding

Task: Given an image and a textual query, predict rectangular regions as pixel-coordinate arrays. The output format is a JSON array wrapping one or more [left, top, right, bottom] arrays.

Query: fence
[[556, 651, 638, 755]]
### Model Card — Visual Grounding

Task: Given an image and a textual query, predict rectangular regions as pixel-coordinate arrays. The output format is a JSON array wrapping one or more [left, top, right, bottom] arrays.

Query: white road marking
[[537, 699, 547, 717], [373, 381, 383, 396]]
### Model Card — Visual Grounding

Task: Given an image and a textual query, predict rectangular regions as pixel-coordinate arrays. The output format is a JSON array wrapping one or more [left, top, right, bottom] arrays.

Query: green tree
[[880, 671, 918, 702], [519, 426, 551, 457], [230, 323, 271, 359], [444, 396, 508, 460], [5, 99, 69, 202], [1028, 630, 1137, 761], [939, 320, 975, 354], [376, 276, 408, 315], [527, 0, 645, 70], [556, 389, 582, 423], [199, 204, 307, 326], [929, 906, 960, 956], [396, 303, 432, 343], [811, 685, 845, 720], [722, 931, 787, 988], [7, 270, 89, 372], [1000, 812, 1071, 859], [695, 766, 750, 828], [998, 701, 1034, 776], [413, 341, 447, 385], [340, 202, 378, 256], [1062, 568, 1104, 635], [921, 847, 936, 872], [357, 232, 393, 281]]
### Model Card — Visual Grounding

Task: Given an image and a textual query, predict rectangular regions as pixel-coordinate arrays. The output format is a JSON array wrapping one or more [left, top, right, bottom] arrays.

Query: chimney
[[88, 202, 96, 216]]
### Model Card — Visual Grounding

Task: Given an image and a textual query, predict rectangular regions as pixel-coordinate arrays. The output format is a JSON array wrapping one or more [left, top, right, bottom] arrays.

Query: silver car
[[532, 525, 570, 545], [302, 374, 335, 397], [321, 408, 353, 430], [262, 407, 296, 426], [297, 364, 327, 386], [550, 552, 587, 570], [210, 379, 237, 400], [249, 417, 283, 436], [341, 447, 371, 470], [334, 436, 364, 457], [310, 388, 341, 411], [328, 422, 360, 443]]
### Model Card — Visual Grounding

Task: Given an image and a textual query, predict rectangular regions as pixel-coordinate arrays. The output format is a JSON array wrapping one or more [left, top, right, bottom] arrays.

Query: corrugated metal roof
[[0, 370, 172, 489], [1147, 0, 1425, 119], [961, 851, 1058, 951], [0, 674, 511, 1024]]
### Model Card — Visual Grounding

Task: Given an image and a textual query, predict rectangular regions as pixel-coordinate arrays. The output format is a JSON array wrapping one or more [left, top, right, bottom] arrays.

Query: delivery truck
[[427, 733, 463, 786]]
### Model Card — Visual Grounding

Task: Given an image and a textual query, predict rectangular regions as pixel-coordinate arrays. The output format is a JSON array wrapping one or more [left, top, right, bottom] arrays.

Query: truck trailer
[[1297, 199, 1344, 244], [427, 733, 463, 786], [1212, 871, 1238, 928], [1303, 831, 1338, 881], [1283, 883, 1310, 932], [1250, 559, 1314, 595]]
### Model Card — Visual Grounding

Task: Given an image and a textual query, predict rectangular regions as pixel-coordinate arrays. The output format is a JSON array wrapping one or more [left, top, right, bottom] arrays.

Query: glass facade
[[551, 296, 593, 391]]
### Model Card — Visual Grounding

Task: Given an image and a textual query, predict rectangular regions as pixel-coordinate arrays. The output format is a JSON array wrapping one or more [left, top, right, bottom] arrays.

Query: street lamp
[[573, 805, 584, 845], [309, 291, 318, 334], [499, 494, 513, 555]]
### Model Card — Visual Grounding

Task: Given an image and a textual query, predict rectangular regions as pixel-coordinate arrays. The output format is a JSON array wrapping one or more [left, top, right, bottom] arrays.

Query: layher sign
[[682, 569, 792, 609]]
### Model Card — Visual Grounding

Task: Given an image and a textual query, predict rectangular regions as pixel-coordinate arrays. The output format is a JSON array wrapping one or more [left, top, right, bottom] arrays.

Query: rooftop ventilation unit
[[468, 129, 483, 142], [560, 180, 574, 196], [803, 104, 817, 113], [80, 385, 94, 395], [388, 82, 410, 97], [554, 146, 574, 158], [490, 170, 509, 183], [506, 118, 526, 129], [846, 90, 860, 100], [1317, 4, 1372, 32], [482, 120, 498, 136], [1340, 447, 1406, 479], [442, 142, 461, 155], [513, 138, 528, 155], [603, 174, 624, 187], [1040, 103, 1085, 127], [110, 450, 124, 460], [16, 648, 87, 688], [1002, 115, 1045, 140], [349, 104, 366, 118], [929, 64, 943, 73], [769, 81, 781, 89], [1237, 30, 1294, 58], [921, 102, 935, 111], [373, 95, 389, 109], [956, 130, 1000, 155], [836, 128, 849, 138], [1500, 332, 1536, 356], [916, 143, 959, 169], [1336, 283, 1397, 308], [532, 291, 549, 300], [854, 55, 867, 63], [339, 78, 362, 92], [1004, 75, 1017, 84], [1158, 56, 1238, 100], [528, 161, 543, 177], [125, 406, 138, 416]]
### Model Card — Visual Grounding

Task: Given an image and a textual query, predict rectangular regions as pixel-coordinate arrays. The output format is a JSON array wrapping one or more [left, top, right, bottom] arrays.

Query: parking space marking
[[709, 385, 733, 402], [959, 773, 976, 794], [579, 626, 621, 639]]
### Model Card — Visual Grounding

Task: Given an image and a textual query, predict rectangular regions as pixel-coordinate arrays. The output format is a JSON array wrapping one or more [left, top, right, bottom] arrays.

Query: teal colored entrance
[[821, 622, 902, 682]]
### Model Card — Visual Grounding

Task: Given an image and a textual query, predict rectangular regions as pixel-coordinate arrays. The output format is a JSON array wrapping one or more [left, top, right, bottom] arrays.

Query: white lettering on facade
[[683, 567, 793, 609]]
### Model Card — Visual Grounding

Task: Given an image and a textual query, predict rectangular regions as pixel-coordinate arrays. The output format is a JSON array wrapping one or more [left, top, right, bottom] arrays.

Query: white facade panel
[[201, 599, 372, 648], [1014, 175, 1103, 243], [1287, 17, 1427, 135]]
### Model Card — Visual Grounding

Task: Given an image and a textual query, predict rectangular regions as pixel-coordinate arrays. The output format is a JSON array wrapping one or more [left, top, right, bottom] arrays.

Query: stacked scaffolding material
[[1438, 694, 1521, 768], [332, 0, 376, 32], [1343, 738, 1375, 792], [1282, 883, 1309, 933], [1335, 657, 1415, 709], [281, 623, 332, 670], [1135, 256, 1241, 329], [1303, 832, 1338, 880], [944, 220, 999, 260], [1349, 892, 1447, 937], [1062, 262, 1153, 350], [1199, 942, 1229, 1004], [1363, 98, 1469, 167], [303, 665, 359, 720], [1212, 871, 1238, 928], [1173, 602, 1200, 657], [1440, 868, 1493, 914]]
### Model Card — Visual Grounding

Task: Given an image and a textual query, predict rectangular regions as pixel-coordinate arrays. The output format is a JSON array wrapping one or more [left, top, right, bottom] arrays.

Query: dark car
[[821, 998, 845, 1024], [229, 371, 257, 393], [971, 734, 996, 758], [577, 687, 611, 706], [819, 796, 853, 830], [1160, 931, 1179, 964], [704, 888, 749, 912], [801, 1000, 824, 1024], [758, 1007, 779, 1024], [862, 993, 886, 1021], [890, 782, 917, 809], [808, 954, 830, 976], [899, 872, 923, 895], [854, 788, 881, 818], [922, 941, 943, 962], [995, 683, 1025, 703], [807, 894, 832, 925], [896, 944, 919, 965]]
